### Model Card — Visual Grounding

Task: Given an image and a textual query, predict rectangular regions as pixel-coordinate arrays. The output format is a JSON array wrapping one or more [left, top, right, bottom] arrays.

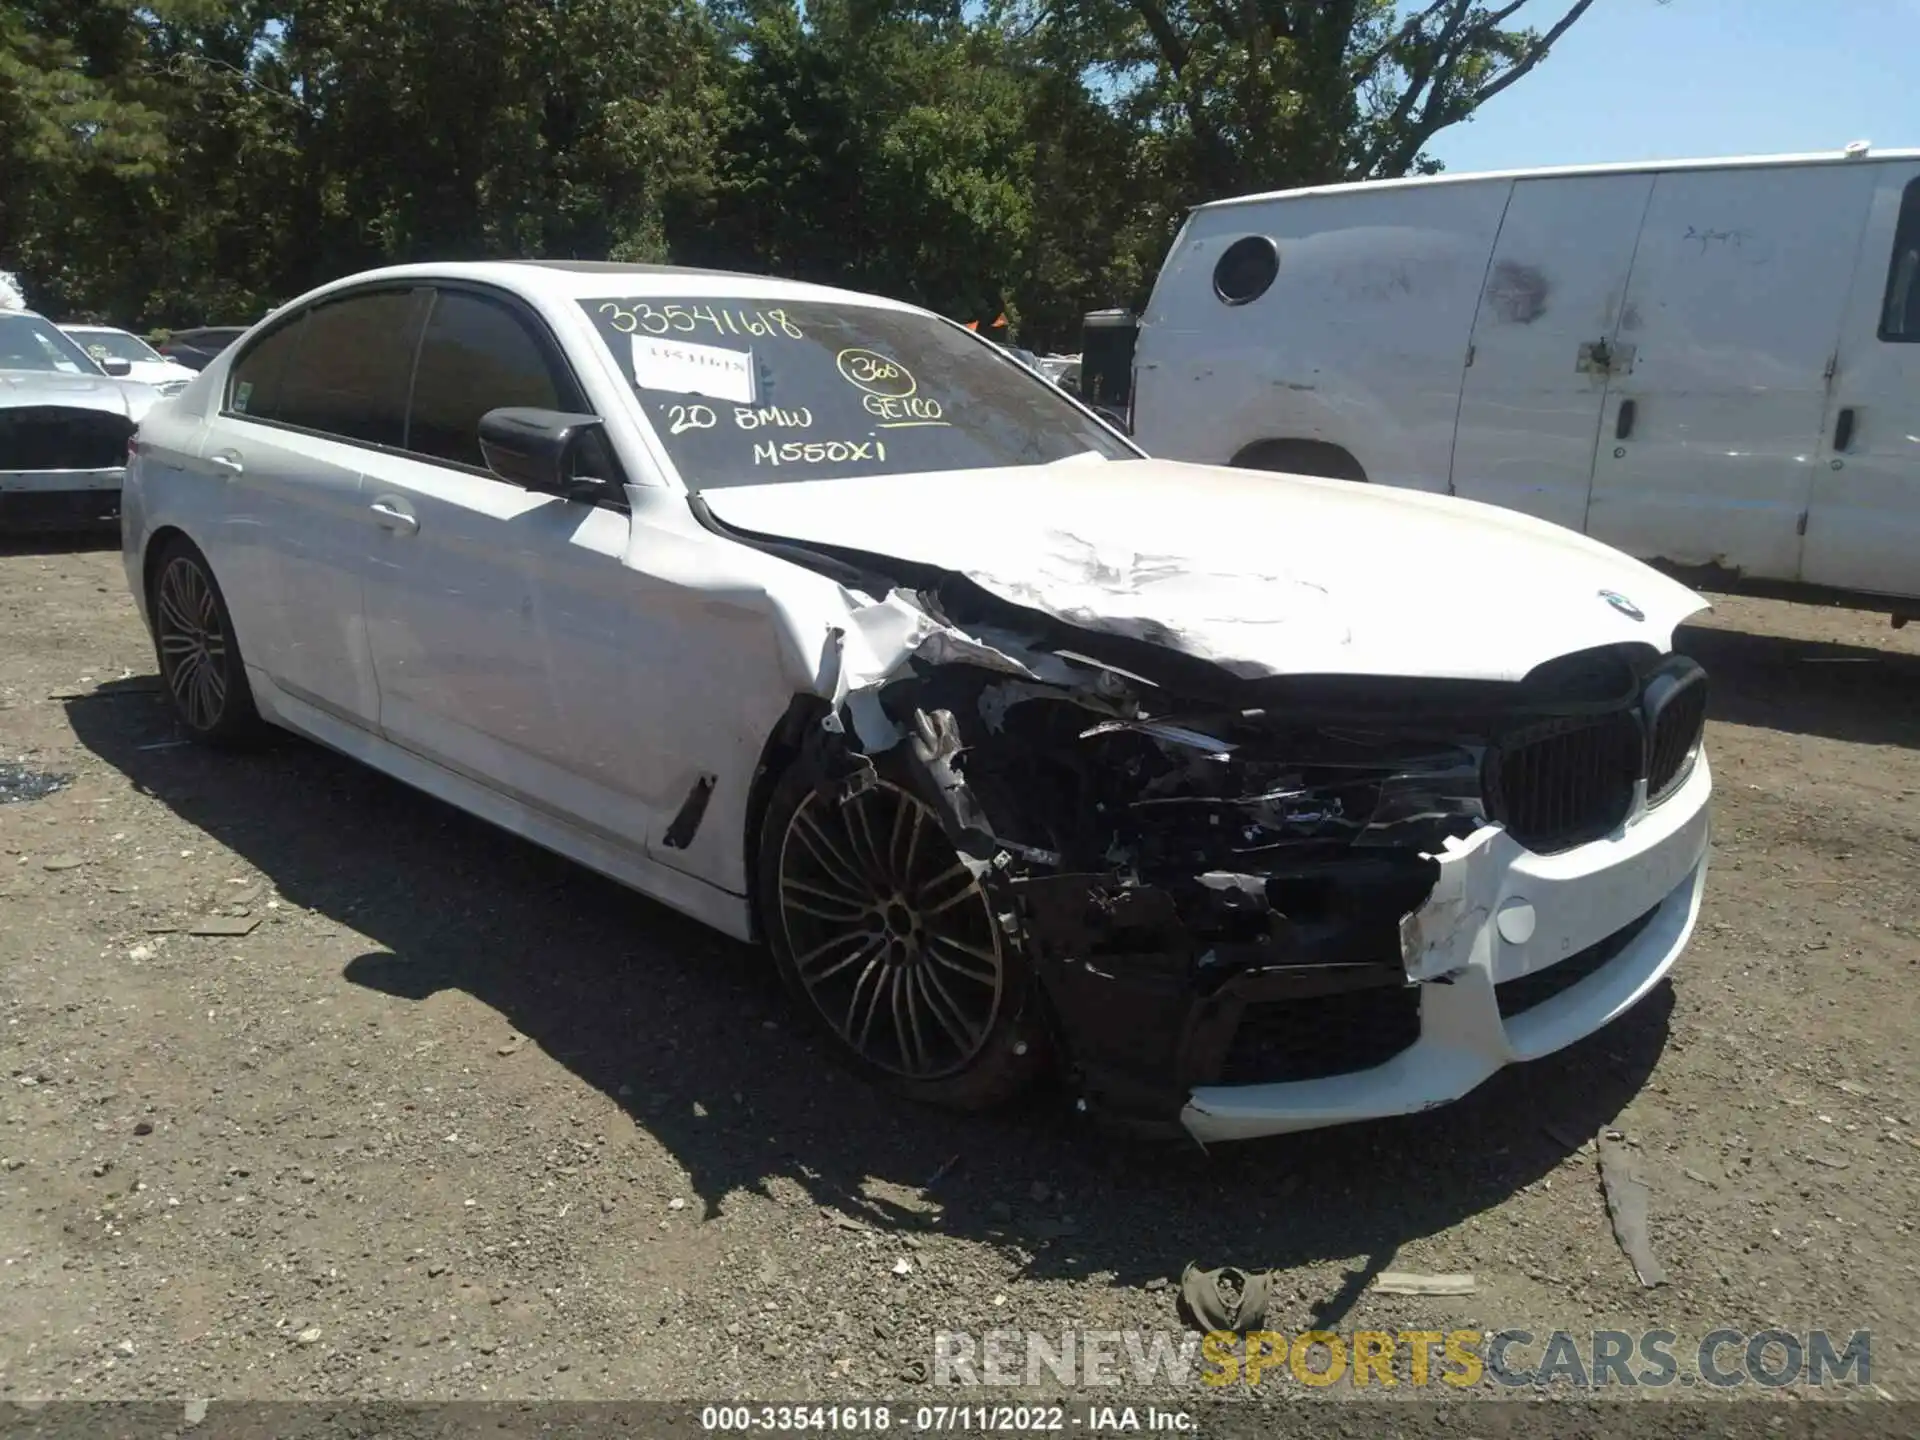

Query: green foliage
[[0, 0, 1600, 346]]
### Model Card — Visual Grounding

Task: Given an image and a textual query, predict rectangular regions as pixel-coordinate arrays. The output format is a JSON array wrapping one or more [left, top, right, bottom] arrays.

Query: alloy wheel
[[777, 779, 1006, 1080], [155, 556, 230, 732]]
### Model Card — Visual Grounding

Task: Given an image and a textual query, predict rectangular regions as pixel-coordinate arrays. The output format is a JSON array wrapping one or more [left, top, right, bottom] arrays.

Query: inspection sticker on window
[[630, 335, 755, 405]]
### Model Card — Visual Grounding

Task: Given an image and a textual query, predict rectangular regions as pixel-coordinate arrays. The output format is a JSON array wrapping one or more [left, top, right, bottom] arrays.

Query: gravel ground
[[1, 536, 1917, 1412]]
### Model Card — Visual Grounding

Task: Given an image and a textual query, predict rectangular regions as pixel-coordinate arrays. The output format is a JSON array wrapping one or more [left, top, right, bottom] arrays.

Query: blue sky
[[1428, 0, 1920, 173]]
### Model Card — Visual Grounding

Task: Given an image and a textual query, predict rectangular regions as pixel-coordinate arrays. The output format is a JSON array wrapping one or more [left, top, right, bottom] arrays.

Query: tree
[[1008, 0, 1599, 204]]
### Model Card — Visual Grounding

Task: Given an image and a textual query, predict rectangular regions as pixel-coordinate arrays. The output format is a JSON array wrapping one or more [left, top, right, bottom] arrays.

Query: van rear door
[[1584, 162, 1876, 580], [1801, 162, 1920, 600], [1449, 172, 1654, 532]]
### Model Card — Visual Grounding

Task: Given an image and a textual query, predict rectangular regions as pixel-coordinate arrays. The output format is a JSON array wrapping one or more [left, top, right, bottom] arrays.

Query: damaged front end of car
[[743, 529, 1709, 1138]]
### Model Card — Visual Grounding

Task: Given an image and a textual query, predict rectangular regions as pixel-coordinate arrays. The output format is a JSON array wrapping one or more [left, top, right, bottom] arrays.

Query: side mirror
[[100, 357, 133, 377], [477, 407, 615, 502]]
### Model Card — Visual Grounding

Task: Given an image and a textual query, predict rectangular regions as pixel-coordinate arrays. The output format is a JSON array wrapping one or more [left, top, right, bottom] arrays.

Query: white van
[[1128, 147, 1920, 615]]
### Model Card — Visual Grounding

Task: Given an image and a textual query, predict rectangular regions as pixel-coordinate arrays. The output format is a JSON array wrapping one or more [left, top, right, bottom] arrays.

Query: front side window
[[1880, 178, 1920, 342], [408, 291, 572, 468], [0, 314, 103, 375], [577, 296, 1135, 491]]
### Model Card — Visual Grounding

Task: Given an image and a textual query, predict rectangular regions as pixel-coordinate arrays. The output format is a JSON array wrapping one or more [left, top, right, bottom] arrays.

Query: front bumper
[[0, 468, 124, 530], [1178, 751, 1711, 1141]]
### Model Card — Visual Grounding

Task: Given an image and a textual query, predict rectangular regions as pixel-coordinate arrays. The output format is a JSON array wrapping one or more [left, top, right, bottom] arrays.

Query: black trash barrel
[[1079, 308, 1139, 416]]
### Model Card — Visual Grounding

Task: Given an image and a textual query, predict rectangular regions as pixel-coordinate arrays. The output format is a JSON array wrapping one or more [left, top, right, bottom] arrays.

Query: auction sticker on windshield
[[579, 296, 1133, 491]]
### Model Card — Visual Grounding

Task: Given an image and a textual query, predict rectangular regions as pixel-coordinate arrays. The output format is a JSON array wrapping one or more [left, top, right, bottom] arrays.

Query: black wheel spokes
[[157, 559, 227, 732], [779, 780, 1005, 1080]]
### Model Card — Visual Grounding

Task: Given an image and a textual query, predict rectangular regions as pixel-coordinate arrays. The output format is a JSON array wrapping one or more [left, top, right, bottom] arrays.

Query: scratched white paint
[[701, 459, 1707, 683]]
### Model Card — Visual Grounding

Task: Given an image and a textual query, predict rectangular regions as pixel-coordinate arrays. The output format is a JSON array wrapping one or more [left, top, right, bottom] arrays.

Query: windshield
[[0, 314, 104, 375], [578, 297, 1136, 490], [68, 328, 161, 364]]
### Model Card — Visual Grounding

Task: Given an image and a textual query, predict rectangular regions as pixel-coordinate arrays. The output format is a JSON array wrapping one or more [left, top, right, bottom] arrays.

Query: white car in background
[[2, 308, 156, 529], [120, 261, 1712, 1142], [61, 324, 197, 395]]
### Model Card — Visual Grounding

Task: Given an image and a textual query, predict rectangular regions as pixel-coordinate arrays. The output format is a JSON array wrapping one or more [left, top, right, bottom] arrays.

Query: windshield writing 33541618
[[579, 296, 1131, 491]]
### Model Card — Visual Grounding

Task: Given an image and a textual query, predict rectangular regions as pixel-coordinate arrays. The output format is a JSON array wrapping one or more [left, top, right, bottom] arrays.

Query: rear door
[[1799, 162, 1920, 598], [1583, 162, 1877, 579], [1448, 172, 1654, 531], [212, 289, 427, 724]]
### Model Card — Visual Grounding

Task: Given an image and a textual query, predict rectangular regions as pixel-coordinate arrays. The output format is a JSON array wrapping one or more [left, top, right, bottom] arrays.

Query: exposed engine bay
[[744, 525, 1711, 1133]]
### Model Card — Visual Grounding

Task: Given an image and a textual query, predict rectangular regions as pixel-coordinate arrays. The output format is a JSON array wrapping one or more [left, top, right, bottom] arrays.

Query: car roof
[[1194, 144, 1920, 214], [288, 260, 929, 318]]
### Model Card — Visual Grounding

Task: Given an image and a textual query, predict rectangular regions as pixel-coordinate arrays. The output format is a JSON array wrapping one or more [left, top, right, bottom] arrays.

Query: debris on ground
[[1371, 1271, 1478, 1297], [187, 915, 259, 937], [1597, 1133, 1668, 1288], [1178, 1264, 1268, 1333], [0, 763, 70, 805]]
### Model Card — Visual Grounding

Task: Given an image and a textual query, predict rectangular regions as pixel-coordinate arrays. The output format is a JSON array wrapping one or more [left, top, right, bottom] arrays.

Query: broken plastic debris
[[0, 763, 71, 805], [1597, 1134, 1667, 1287], [189, 915, 260, 937], [1372, 1271, 1478, 1296]]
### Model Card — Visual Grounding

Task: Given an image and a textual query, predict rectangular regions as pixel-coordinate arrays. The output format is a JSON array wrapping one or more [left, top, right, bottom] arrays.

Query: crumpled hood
[[700, 458, 1710, 683], [0, 368, 137, 418]]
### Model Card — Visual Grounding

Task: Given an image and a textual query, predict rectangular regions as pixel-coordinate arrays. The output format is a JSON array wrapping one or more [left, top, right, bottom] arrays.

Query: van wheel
[[756, 755, 1046, 1111], [149, 537, 266, 746], [1232, 439, 1368, 483]]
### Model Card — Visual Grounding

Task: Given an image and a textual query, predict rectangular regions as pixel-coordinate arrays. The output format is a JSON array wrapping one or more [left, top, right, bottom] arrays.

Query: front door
[[359, 285, 656, 847], [1450, 172, 1654, 531], [1800, 163, 1920, 599], [1584, 163, 1877, 580]]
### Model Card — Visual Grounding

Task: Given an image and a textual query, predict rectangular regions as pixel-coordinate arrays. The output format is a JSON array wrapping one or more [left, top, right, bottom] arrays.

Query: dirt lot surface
[[1, 536, 1917, 1412]]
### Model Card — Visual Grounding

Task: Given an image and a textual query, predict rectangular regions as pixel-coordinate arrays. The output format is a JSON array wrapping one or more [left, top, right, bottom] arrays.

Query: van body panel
[[1803, 163, 1920, 597], [1134, 149, 1920, 608], [1584, 163, 1876, 578], [1450, 172, 1654, 531], [1134, 180, 1511, 490]]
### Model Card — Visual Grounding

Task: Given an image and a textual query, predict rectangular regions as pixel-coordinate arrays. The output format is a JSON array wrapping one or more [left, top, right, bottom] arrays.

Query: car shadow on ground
[[1677, 622, 1920, 750], [0, 527, 120, 559], [68, 678, 1669, 1325]]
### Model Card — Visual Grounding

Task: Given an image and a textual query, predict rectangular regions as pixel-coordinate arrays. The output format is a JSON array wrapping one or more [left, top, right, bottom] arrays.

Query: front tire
[[149, 537, 265, 745], [756, 756, 1046, 1111]]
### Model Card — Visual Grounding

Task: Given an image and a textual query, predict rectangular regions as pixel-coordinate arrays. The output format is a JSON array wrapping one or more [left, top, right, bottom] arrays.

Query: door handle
[[1615, 398, 1636, 441], [368, 500, 419, 534], [207, 450, 243, 477], [1834, 406, 1856, 453]]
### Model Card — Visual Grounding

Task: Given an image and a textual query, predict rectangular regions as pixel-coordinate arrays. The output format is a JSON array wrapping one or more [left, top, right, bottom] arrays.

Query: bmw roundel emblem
[[1599, 589, 1645, 622]]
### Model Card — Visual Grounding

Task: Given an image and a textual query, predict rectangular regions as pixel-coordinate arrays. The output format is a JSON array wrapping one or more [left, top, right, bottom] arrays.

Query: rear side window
[[275, 291, 426, 445], [406, 291, 573, 468], [227, 315, 305, 422], [1880, 178, 1920, 342]]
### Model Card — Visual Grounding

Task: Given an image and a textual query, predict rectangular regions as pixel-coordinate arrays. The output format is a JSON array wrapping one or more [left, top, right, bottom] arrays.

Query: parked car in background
[[1, 307, 156, 530], [122, 260, 1710, 1141], [61, 324, 197, 395], [1126, 145, 1920, 620], [157, 326, 248, 371]]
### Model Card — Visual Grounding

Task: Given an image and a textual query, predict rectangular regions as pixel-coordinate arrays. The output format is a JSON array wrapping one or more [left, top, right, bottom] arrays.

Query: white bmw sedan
[[122, 261, 1712, 1141]]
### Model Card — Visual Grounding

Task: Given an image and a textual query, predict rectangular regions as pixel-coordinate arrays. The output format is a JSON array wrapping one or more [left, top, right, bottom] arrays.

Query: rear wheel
[[757, 757, 1046, 1110], [149, 537, 264, 745]]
